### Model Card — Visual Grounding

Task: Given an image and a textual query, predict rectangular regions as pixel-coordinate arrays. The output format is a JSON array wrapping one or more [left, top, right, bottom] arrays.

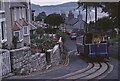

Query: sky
[[31, 0, 78, 6]]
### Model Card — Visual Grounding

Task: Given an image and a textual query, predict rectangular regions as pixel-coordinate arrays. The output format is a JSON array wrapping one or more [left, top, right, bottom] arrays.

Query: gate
[[0, 49, 11, 76]]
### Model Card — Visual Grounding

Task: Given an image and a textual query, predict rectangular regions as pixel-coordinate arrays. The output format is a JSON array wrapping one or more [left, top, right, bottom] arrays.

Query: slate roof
[[23, 19, 28, 26], [64, 17, 79, 25], [10, 2, 26, 8], [13, 21, 23, 31]]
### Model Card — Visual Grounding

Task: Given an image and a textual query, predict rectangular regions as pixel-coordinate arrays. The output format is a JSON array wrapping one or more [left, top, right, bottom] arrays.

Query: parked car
[[70, 33, 77, 40], [66, 29, 74, 35]]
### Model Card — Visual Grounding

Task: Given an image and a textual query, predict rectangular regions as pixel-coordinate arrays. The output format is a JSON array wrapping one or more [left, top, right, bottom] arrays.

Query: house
[[0, 0, 7, 48], [4, 1, 32, 49], [61, 11, 87, 32]]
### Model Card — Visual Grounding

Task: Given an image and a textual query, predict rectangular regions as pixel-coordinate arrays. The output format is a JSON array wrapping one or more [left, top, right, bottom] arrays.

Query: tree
[[88, 21, 95, 31], [36, 27, 45, 38], [89, 17, 114, 32], [102, 3, 118, 28], [35, 11, 46, 21], [44, 13, 64, 27], [77, 2, 103, 30], [96, 17, 114, 31]]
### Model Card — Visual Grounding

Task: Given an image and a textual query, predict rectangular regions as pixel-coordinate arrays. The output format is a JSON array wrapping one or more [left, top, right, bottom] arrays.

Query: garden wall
[[10, 47, 47, 75], [47, 44, 61, 66], [10, 40, 62, 75]]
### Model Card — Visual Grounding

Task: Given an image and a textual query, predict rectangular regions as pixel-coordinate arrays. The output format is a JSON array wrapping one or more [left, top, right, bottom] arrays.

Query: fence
[[0, 49, 11, 76]]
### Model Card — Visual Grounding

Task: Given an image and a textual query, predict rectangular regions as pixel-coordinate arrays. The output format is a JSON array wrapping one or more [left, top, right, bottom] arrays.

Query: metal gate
[[0, 49, 11, 76]]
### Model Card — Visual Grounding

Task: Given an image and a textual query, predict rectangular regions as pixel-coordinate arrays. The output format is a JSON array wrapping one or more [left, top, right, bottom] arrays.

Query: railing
[[0, 49, 11, 76]]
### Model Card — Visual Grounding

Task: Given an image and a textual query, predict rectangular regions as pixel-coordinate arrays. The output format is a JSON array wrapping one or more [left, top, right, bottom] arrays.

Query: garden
[[30, 27, 67, 55]]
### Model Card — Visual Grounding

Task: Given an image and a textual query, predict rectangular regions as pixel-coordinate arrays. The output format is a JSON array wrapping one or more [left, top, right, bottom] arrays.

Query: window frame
[[14, 30, 23, 42], [23, 26, 29, 35]]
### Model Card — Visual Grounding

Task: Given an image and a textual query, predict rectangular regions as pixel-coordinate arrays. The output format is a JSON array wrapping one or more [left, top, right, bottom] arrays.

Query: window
[[24, 27, 28, 34], [14, 31, 19, 41], [1, 21, 6, 40], [0, 0, 4, 10], [0, 0, 1, 10], [14, 30, 23, 41], [22, 8, 25, 18], [19, 8, 22, 19], [14, 8, 17, 20]]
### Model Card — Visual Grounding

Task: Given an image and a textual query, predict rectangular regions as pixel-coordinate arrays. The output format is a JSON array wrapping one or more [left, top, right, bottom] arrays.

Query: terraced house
[[3, 0, 32, 49], [0, 0, 7, 48]]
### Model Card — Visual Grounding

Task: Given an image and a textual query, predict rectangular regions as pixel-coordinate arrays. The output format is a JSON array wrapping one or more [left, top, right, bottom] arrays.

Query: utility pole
[[95, 5, 97, 28], [86, 5, 87, 33]]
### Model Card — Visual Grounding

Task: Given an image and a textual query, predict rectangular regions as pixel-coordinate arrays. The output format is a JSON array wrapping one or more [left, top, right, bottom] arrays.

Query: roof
[[23, 19, 28, 26], [10, 2, 26, 8], [64, 17, 79, 25], [13, 21, 23, 31]]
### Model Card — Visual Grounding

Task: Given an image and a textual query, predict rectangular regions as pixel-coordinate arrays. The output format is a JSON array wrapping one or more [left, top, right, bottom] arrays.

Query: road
[[23, 37, 89, 79], [7, 37, 119, 80]]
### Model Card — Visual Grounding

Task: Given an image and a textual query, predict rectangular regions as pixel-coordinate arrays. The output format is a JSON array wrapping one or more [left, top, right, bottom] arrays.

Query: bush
[[56, 30, 67, 43], [30, 38, 58, 54]]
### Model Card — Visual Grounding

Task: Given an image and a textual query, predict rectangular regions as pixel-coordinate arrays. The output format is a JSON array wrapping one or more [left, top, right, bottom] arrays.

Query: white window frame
[[0, 19, 7, 43], [23, 26, 29, 35], [14, 30, 23, 42]]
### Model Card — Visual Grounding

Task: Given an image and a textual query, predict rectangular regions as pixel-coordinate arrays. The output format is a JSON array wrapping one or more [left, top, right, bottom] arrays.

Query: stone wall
[[10, 47, 47, 75], [47, 45, 61, 66], [10, 43, 62, 75]]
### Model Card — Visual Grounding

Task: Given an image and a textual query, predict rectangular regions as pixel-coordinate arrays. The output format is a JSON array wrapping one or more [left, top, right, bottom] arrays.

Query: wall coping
[[53, 45, 59, 54], [0, 49, 9, 54], [10, 47, 30, 52]]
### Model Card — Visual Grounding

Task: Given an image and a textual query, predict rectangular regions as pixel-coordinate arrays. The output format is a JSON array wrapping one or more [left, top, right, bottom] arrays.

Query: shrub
[[56, 30, 67, 43]]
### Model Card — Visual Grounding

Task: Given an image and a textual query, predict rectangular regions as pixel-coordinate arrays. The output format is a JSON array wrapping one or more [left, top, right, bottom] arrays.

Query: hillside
[[31, 2, 108, 22]]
